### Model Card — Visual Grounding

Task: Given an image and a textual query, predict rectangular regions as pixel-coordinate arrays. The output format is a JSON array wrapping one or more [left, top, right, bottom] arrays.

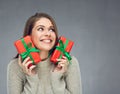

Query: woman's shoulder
[[67, 55, 80, 69], [71, 56, 79, 65], [8, 58, 20, 70], [66, 55, 81, 75], [7, 58, 26, 80]]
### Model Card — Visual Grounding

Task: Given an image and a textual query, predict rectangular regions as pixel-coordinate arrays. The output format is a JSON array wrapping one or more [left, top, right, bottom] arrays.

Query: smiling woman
[[7, 12, 82, 94]]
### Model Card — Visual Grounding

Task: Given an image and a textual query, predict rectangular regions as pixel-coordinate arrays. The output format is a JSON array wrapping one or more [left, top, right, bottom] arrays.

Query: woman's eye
[[49, 28, 55, 32], [37, 27, 44, 31]]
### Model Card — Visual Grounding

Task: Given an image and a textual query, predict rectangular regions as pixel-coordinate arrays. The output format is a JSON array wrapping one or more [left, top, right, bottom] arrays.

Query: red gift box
[[50, 36, 74, 64], [14, 36, 41, 64]]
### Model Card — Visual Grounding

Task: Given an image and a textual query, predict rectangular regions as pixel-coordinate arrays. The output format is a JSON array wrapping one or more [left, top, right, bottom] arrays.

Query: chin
[[35, 42, 55, 51], [38, 46, 53, 51]]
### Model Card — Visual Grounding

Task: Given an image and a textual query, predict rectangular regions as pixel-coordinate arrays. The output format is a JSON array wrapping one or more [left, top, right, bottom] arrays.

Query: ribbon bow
[[56, 40, 72, 64], [20, 38, 40, 63]]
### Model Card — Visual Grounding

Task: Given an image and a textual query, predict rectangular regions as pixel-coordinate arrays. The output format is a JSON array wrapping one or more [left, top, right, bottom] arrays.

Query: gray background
[[0, 0, 120, 94]]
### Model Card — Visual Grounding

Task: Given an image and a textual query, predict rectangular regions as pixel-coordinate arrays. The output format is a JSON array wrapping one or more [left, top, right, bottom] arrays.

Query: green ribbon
[[20, 38, 40, 64], [56, 39, 72, 64]]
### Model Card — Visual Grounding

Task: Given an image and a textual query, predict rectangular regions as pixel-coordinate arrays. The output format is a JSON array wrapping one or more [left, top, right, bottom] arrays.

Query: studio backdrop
[[0, 0, 120, 94]]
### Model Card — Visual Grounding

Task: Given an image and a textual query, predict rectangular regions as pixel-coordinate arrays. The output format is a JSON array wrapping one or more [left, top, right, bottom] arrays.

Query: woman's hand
[[53, 56, 69, 73], [18, 55, 37, 76]]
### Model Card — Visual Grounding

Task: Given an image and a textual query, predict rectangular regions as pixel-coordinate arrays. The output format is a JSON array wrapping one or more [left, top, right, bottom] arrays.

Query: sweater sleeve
[[7, 59, 40, 94], [50, 56, 82, 94]]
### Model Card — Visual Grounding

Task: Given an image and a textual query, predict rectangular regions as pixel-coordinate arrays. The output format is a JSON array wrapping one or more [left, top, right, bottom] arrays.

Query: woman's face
[[31, 17, 56, 51]]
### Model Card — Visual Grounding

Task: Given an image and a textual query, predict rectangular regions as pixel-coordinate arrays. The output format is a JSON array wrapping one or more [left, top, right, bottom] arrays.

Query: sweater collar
[[37, 57, 53, 68]]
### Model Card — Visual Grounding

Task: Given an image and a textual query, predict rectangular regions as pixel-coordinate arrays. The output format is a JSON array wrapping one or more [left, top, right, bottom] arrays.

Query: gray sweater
[[7, 56, 82, 94]]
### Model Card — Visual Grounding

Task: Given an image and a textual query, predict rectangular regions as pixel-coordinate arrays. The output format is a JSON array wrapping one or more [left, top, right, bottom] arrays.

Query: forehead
[[34, 17, 53, 27]]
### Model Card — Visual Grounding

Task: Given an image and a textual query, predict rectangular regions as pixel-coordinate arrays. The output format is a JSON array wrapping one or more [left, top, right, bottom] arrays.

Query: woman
[[7, 13, 82, 94]]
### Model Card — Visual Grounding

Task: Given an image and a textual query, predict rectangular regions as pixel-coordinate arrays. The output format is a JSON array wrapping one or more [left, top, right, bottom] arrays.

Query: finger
[[56, 58, 61, 62], [29, 65, 36, 71], [61, 58, 69, 66], [62, 56, 69, 62], [24, 60, 33, 69], [58, 61, 69, 69], [62, 56, 67, 59], [59, 63, 65, 67], [59, 59, 67, 64], [23, 61, 33, 74], [22, 57, 30, 66], [57, 58, 66, 63], [18, 55, 22, 66], [29, 65, 36, 74], [57, 63, 62, 68], [60, 63, 68, 72]]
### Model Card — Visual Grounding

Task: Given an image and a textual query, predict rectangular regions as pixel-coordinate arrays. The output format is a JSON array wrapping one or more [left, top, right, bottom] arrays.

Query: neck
[[39, 51, 49, 61]]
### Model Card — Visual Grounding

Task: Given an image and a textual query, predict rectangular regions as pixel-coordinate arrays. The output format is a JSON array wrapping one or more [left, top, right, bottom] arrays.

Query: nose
[[45, 30, 51, 37]]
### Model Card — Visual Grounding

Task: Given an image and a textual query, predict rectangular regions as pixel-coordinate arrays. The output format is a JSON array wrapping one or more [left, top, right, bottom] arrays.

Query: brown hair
[[15, 13, 58, 58], [23, 13, 58, 38]]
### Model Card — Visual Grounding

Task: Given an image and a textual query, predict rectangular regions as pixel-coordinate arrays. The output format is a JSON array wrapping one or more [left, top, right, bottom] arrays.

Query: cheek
[[31, 29, 42, 39], [52, 34, 57, 45], [52, 32, 57, 39], [54, 32, 57, 41], [31, 31, 40, 44], [31, 35, 37, 46], [31, 30, 38, 37], [31, 32, 36, 41]]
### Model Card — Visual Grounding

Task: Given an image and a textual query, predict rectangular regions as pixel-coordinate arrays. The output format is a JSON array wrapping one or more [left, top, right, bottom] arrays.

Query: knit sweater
[[7, 56, 82, 94]]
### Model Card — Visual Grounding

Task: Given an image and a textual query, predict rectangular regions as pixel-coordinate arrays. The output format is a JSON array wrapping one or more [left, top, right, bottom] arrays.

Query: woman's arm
[[50, 56, 82, 94], [7, 59, 39, 94]]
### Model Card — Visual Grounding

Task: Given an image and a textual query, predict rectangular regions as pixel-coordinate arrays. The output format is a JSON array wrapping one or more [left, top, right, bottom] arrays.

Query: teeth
[[42, 39, 51, 43]]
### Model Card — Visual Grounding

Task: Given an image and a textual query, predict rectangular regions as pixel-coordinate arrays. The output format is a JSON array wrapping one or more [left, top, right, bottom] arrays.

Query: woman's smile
[[40, 38, 53, 43]]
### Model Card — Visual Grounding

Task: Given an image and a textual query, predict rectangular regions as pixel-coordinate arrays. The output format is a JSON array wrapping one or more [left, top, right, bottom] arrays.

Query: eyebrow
[[33, 25, 44, 30], [49, 26, 54, 28], [34, 25, 54, 30], [36, 25, 45, 28]]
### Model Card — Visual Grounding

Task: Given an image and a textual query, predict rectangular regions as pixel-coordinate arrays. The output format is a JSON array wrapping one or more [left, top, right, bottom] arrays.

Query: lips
[[40, 39, 53, 43]]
